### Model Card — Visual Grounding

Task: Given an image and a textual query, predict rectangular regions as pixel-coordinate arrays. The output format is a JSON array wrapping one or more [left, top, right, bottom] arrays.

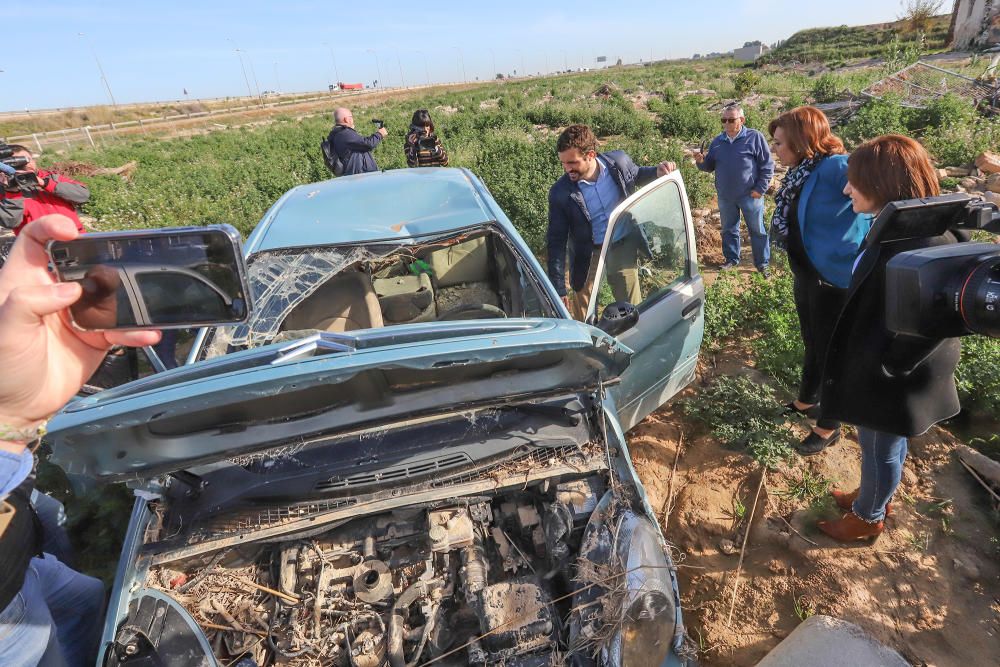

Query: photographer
[[0, 146, 89, 236], [816, 135, 963, 543], [0, 214, 159, 665], [327, 107, 387, 176], [404, 109, 449, 168]]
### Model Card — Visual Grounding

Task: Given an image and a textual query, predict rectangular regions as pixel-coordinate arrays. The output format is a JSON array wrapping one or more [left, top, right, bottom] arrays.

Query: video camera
[[872, 193, 1000, 339], [0, 142, 40, 192], [371, 119, 385, 130]]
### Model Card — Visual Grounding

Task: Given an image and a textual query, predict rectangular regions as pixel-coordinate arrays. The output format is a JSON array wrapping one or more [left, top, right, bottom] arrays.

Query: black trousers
[[790, 257, 846, 430]]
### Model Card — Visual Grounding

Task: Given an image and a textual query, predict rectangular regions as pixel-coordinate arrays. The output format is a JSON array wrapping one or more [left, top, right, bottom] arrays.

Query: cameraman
[[327, 107, 387, 175], [0, 215, 159, 665], [816, 135, 963, 543], [0, 146, 89, 236], [405, 109, 449, 168]]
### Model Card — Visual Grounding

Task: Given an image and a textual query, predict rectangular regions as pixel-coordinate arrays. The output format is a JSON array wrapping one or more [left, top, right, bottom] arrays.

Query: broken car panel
[[47, 167, 702, 666]]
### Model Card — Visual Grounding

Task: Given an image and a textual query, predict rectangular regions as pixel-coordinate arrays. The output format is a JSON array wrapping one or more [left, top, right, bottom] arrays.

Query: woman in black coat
[[817, 135, 962, 543]]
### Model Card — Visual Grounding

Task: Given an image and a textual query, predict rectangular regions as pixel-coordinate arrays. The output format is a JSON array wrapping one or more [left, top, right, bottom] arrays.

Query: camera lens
[[959, 255, 1000, 338]]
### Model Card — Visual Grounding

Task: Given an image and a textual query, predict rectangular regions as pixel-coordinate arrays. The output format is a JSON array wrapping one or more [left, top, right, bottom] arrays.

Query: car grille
[[313, 452, 472, 492]]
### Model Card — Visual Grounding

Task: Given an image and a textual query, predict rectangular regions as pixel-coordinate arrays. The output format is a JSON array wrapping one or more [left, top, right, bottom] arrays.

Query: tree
[[898, 0, 944, 34]]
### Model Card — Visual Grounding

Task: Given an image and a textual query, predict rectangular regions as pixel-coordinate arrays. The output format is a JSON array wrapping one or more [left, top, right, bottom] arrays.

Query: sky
[[1, 1, 910, 112]]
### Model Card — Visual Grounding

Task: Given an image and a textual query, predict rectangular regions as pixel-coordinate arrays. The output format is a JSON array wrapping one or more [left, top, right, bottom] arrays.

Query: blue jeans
[[717, 195, 770, 269], [852, 427, 908, 522], [31, 491, 75, 569], [0, 553, 105, 667]]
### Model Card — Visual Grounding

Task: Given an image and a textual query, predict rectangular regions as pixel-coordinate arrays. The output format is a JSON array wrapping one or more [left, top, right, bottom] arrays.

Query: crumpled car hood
[[47, 319, 631, 482]]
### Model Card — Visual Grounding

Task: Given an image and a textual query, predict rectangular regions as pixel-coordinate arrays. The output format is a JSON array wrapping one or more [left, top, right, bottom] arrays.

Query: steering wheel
[[435, 303, 508, 321]]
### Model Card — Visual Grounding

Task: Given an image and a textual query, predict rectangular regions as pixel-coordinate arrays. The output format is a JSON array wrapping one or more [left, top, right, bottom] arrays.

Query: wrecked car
[[47, 167, 705, 666]]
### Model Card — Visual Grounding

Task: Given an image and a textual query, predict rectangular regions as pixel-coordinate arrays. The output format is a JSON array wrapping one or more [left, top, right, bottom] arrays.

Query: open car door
[[585, 171, 704, 431]]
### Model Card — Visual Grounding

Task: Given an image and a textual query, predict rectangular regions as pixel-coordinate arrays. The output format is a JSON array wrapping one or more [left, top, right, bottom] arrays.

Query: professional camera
[[371, 119, 385, 130], [417, 132, 442, 156], [874, 193, 1000, 339], [0, 142, 39, 192]]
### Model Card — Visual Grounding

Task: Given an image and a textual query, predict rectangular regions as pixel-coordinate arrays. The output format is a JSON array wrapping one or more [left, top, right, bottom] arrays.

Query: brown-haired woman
[[768, 106, 872, 454], [816, 134, 963, 542]]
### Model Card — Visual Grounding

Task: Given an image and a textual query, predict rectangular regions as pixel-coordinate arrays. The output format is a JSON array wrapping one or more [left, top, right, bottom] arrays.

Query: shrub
[[842, 95, 911, 145], [955, 337, 1000, 416], [913, 93, 977, 130], [734, 70, 761, 98], [682, 375, 795, 468], [811, 73, 839, 103], [656, 99, 718, 141], [922, 118, 1000, 166]]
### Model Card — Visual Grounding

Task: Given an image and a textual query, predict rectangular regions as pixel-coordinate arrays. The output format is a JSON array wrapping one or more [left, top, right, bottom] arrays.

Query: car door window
[[591, 179, 689, 316]]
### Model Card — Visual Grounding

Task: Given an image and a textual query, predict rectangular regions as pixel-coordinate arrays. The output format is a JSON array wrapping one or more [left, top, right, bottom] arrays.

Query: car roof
[[247, 167, 503, 253]]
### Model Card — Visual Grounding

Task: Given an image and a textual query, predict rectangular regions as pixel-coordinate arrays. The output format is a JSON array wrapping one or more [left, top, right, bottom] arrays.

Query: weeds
[[682, 375, 794, 469], [792, 593, 814, 622], [776, 470, 830, 506]]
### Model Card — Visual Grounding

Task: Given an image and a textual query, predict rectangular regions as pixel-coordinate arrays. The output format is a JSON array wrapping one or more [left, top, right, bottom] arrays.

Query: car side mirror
[[597, 301, 639, 337]]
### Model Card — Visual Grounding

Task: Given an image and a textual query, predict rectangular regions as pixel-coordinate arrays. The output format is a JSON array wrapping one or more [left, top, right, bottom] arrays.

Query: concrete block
[[755, 615, 908, 667]]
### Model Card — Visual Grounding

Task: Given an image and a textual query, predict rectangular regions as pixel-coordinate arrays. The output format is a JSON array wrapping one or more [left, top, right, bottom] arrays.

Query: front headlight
[[571, 494, 680, 667], [612, 514, 677, 667]]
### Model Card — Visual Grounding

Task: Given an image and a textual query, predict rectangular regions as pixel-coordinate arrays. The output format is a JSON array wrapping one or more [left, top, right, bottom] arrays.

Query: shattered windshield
[[202, 226, 551, 360], [203, 244, 397, 358]]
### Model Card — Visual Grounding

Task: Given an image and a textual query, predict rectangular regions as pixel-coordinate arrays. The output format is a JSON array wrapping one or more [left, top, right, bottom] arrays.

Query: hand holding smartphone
[[48, 225, 252, 331]]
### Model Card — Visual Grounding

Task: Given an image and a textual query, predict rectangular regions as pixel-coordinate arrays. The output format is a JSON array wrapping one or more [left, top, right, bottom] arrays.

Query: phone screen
[[50, 227, 250, 330]]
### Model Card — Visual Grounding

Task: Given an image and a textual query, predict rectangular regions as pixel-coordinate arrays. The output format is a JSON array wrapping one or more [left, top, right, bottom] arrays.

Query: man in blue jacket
[[328, 107, 388, 176], [695, 104, 774, 275], [547, 124, 676, 320]]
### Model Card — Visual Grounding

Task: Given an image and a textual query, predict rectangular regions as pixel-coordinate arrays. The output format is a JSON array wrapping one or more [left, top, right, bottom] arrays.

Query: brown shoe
[[817, 512, 884, 543], [831, 488, 893, 517]]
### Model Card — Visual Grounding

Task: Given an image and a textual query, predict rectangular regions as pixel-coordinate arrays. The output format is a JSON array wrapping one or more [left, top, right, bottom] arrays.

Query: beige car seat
[[281, 270, 384, 333], [427, 237, 501, 314]]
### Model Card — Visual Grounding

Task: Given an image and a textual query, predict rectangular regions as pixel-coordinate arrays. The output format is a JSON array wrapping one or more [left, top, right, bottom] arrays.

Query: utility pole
[[227, 39, 255, 101]]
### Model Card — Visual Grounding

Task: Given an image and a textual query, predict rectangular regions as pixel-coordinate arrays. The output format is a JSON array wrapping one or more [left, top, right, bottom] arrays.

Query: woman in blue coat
[[768, 107, 871, 454]]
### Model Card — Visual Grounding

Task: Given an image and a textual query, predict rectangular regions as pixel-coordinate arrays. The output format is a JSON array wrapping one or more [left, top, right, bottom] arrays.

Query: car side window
[[593, 180, 689, 314]]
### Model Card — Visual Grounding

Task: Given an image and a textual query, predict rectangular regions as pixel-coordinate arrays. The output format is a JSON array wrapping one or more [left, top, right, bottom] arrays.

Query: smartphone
[[49, 225, 252, 331]]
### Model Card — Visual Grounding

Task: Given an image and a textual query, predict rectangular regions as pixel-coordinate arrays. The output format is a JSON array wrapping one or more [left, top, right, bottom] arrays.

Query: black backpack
[[321, 130, 345, 176]]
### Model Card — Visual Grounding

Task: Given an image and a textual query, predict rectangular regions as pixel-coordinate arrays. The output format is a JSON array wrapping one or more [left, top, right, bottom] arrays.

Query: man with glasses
[[694, 104, 774, 276], [328, 107, 388, 176]]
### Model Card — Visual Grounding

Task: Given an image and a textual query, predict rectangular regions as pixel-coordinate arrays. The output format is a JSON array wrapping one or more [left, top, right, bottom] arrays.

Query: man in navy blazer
[[547, 124, 675, 320]]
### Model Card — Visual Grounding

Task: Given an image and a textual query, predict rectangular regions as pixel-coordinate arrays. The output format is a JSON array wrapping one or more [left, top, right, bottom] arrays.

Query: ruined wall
[[952, 0, 1000, 49]]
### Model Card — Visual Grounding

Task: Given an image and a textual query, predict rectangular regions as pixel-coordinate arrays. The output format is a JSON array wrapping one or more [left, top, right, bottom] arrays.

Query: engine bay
[[137, 475, 623, 666]]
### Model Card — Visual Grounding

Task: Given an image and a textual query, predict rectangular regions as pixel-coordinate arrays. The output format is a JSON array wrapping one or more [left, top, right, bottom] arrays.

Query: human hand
[[656, 161, 677, 177], [0, 215, 159, 442], [561, 295, 571, 309], [693, 151, 704, 163], [750, 191, 763, 199], [377, 127, 388, 138]]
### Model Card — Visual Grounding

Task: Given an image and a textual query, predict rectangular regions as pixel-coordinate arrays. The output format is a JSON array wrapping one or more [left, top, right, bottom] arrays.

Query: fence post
[[83, 126, 96, 148], [32, 134, 43, 153]]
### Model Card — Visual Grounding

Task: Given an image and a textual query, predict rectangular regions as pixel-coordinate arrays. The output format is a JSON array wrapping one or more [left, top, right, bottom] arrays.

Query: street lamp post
[[245, 54, 263, 104], [367, 48, 383, 89], [452, 46, 466, 83], [517, 50, 525, 77], [416, 51, 430, 86], [323, 43, 341, 88], [78, 32, 118, 108], [226, 39, 255, 101], [489, 49, 497, 79], [395, 48, 406, 88]]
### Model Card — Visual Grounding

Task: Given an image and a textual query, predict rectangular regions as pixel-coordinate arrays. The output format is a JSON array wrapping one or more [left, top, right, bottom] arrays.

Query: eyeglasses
[[721, 118, 742, 124]]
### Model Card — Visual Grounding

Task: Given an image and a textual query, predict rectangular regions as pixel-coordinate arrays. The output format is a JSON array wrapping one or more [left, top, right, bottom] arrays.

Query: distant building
[[734, 42, 770, 62], [950, 0, 1000, 49]]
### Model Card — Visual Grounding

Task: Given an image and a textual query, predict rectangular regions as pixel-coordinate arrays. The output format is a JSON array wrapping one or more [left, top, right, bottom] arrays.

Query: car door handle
[[682, 299, 702, 320]]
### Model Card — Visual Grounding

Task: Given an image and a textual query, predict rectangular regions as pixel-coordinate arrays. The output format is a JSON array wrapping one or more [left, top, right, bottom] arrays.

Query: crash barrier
[[2, 90, 370, 152]]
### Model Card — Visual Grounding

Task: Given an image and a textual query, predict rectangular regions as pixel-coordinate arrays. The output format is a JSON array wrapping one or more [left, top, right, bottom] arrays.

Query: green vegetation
[[682, 375, 795, 469], [761, 14, 950, 65]]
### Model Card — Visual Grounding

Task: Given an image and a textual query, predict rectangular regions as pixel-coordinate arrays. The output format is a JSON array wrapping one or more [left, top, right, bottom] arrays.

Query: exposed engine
[[143, 476, 608, 666]]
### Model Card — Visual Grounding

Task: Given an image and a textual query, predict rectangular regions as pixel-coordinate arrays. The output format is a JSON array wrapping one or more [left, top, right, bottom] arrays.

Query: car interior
[[277, 229, 551, 334]]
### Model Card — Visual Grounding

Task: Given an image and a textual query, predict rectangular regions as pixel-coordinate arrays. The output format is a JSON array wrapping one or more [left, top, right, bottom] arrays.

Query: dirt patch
[[631, 349, 1000, 666]]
